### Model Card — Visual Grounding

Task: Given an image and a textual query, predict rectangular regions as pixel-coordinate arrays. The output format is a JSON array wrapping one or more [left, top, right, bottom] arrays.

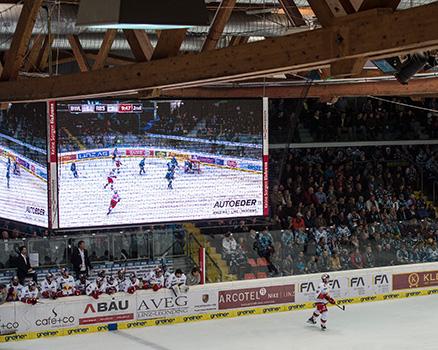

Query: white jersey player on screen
[[307, 273, 336, 330]]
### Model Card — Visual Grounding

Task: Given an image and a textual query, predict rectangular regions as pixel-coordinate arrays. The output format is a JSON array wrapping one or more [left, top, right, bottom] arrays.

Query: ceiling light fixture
[[76, 0, 209, 30]]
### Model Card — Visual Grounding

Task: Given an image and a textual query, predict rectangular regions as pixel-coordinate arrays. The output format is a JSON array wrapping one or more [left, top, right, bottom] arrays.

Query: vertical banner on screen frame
[[47, 101, 59, 229], [262, 97, 269, 216]]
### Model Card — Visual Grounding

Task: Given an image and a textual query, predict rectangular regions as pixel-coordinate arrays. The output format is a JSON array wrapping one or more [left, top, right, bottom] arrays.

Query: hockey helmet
[[321, 273, 330, 283]]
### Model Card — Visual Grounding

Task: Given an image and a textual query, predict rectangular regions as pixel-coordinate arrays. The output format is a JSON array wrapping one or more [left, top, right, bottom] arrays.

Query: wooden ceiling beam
[[201, 0, 237, 51], [1, 4, 438, 102], [307, 0, 348, 27], [358, 0, 401, 11], [151, 29, 187, 60], [24, 35, 44, 72], [68, 35, 90, 72], [92, 29, 117, 71], [36, 35, 54, 71], [278, 0, 307, 27], [162, 77, 438, 99], [330, 57, 367, 77], [228, 36, 249, 47], [0, 0, 43, 81], [123, 29, 153, 62]]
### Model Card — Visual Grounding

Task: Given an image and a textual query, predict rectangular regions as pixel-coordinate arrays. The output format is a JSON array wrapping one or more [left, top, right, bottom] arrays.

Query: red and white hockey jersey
[[165, 273, 187, 289], [19, 286, 39, 301], [57, 275, 76, 296], [315, 282, 332, 305], [41, 279, 58, 296]]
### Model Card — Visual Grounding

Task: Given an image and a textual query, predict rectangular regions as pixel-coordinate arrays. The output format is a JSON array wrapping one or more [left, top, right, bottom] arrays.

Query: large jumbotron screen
[[55, 99, 266, 229], [0, 103, 48, 227]]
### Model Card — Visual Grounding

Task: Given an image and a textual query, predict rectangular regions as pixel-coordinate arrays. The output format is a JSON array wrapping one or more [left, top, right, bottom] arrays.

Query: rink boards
[[2, 261, 438, 343]]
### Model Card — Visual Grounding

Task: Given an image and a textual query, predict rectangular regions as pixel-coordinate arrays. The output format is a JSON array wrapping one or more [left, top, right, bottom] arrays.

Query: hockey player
[[19, 281, 39, 305], [112, 148, 119, 162], [57, 268, 76, 297], [13, 161, 20, 176], [143, 268, 165, 291], [184, 159, 193, 174], [139, 157, 146, 175], [107, 190, 121, 215], [105, 276, 118, 295], [75, 274, 90, 296], [307, 273, 336, 331], [126, 272, 140, 294], [86, 277, 106, 299], [41, 273, 58, 299], [70, 162, 78, 178], [104, 169, 117, 190], [6, 276, 23, 302], [116, 269, 129, 292], [165, 169, 175, 190], [167, 156, 179, 172], [165, 269, 188, 295], [115, 158, 122, 174], [6, 163, 10, 189]]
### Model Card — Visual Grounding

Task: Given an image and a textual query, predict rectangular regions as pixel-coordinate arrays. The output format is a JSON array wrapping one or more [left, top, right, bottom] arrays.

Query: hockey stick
[[335, 304, 345, 311]]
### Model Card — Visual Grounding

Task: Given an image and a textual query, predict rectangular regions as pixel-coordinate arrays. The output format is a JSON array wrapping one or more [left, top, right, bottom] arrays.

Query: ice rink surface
[[58, 157, 263, 228], [2, 295, 436, 350], [0, 157, 47, 227]]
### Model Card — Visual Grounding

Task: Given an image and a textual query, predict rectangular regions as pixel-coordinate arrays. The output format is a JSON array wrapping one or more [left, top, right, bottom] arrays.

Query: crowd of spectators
[[214, 219, 438, 279], [270, 97, 438, 143], [207, 144, 438, 278]]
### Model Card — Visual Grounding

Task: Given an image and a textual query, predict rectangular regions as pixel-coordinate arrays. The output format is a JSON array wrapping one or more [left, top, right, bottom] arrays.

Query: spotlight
[[394, 52, 437, 85], [395, 53, 428, 84]]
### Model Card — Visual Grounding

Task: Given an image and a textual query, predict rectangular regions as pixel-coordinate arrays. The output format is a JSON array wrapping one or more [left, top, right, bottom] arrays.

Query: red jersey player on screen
[[307, 273, 336, 331], [115, 158, 122, 174], [107, 190, 121, 215], [104, 169, 117, 190]]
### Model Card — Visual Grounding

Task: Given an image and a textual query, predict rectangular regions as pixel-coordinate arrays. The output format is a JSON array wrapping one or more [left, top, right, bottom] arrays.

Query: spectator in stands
[[350, 248, 364, 269], [16, 246, 37, 284], [71, 240, 92, 279], [290, 213, 305, 230], [281, 254, 294, 276], [222, 232, 237, 262], [187, 267, 201, 286], [253, 229, 279, 276], [329, 252, 341, 271]]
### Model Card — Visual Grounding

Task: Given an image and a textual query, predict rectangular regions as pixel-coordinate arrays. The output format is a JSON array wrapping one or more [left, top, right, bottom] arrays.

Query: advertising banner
[[218, 285, 295, 310], [2, 262, 438, 341], [393, 270, 438, 290]]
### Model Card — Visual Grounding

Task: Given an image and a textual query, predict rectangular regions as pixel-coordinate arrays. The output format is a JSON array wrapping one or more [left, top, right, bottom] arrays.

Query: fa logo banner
[[374, 274, 389, 285], [299, 279, 340, 293], [348, 277, 365, 288]]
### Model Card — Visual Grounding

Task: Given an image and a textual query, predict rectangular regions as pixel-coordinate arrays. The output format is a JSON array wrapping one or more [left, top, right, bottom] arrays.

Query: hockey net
[[184, 160, 201, 174]]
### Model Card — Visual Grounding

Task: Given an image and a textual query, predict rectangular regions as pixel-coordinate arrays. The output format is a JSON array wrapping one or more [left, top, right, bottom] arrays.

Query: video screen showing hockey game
[[56, 99, 264, 228], [0, 103, 48, 227]]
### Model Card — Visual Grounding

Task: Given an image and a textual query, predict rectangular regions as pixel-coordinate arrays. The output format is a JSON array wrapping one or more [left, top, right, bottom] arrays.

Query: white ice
[[58, 157, 263, 228], [2, 295, 436, 350], [0, 157, 47, 227]]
